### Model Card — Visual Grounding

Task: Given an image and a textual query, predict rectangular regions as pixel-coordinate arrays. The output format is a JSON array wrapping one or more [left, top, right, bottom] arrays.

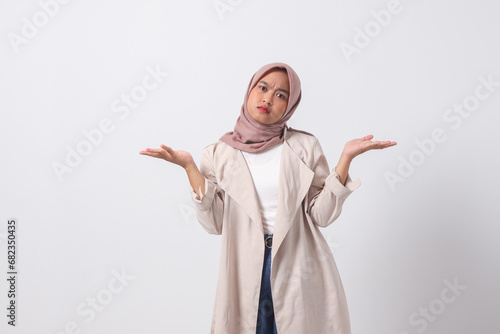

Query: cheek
[[247, 94, 256, 107], [249, 88, 259, 99], [278, 100, 288, 111], [247, 93, 256, 104]]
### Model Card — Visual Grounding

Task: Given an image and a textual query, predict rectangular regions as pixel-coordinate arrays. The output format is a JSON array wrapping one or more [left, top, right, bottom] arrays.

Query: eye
[[259, 86, 267, 91], [277, 93, 287, 99]]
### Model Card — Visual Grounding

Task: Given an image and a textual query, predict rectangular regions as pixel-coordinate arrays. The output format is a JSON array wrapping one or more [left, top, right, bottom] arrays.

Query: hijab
[[219, 62, 302, 153]]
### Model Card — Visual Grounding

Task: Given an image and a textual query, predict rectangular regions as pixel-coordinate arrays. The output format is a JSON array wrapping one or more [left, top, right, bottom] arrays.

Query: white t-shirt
[[241, 143, 282, 235]]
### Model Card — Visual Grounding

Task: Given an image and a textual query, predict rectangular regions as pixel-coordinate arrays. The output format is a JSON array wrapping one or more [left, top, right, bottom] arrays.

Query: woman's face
[[247, 69, 290, 125]]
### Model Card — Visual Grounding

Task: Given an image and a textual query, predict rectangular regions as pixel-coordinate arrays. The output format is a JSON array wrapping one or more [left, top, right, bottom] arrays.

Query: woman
[[140, 62, 396, 334]]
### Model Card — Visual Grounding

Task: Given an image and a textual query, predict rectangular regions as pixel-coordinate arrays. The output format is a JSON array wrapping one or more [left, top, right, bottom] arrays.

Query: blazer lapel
[[272, 126, 315, 257], [218, 145, 263, 233]]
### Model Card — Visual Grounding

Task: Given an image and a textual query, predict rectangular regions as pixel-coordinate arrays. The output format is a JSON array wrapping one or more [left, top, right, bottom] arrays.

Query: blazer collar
[[218, 126, 315, 254]]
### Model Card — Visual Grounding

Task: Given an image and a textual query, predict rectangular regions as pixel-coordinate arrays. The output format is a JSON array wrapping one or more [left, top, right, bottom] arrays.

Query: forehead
[[257, 69, 289, 88]]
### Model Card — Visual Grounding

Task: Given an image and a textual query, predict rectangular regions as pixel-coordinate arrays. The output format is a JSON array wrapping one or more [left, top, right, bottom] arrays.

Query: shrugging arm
[[190, 145, 224, 235], [306, 138, 361, 228]]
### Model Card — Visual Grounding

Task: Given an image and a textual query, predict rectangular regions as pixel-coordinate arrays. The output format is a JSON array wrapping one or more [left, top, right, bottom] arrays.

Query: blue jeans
[[256, 233, 278, 334]]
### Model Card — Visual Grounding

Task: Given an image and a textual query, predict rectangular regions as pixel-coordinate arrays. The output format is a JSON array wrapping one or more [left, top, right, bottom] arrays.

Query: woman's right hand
[[139, 144, 195, 170]]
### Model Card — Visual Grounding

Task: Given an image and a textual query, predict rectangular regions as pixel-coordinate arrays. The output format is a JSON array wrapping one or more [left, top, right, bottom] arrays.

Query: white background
[[1, 0, 499, 333]]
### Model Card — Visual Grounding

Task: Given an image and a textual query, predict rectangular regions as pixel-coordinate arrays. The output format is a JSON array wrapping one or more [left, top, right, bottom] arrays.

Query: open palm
[[139, 144, 194, 169], [343, 134, 397, 160]]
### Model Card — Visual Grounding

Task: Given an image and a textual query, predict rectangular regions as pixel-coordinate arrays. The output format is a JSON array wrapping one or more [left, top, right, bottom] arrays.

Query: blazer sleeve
[[190, 144, 224, 235], [306, 137, 361, 228]]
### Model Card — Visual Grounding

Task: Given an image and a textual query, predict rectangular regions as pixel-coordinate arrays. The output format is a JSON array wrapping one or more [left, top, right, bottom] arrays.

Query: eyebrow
[[259, 81, 290, 96]]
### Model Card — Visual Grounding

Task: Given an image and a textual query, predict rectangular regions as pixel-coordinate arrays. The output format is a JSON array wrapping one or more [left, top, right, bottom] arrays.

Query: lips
[[257, 106, 269, 113]]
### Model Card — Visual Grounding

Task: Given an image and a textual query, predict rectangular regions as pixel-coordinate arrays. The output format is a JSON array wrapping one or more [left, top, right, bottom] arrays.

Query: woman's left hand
[[342, 134, 397, 160]]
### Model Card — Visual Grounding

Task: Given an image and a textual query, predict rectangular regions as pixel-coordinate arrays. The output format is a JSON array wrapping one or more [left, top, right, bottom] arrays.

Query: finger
[[139, 149, 156, 155], [364, 142, 388, 150], [370, 140, 396, 146], [139, 148, 166, 157], [139, 150, 161, 157], [140, 148, 154, 152], [145, 147, 167, 154], [379, 141, 397, 146], [374, 142, 397, 149], [160, 144, 173, 153], [363, 134, 374, 140]]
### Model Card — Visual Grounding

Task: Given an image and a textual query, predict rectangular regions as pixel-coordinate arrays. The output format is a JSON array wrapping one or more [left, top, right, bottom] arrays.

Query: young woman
[[140, 62, 396, 334]]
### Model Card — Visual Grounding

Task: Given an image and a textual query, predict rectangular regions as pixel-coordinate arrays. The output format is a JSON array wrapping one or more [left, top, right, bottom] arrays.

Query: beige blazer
[[191, 126, 361, 334]]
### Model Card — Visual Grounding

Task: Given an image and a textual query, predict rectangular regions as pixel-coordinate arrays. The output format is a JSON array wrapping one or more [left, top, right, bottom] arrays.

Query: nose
[[262, 91, 273, 105]]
